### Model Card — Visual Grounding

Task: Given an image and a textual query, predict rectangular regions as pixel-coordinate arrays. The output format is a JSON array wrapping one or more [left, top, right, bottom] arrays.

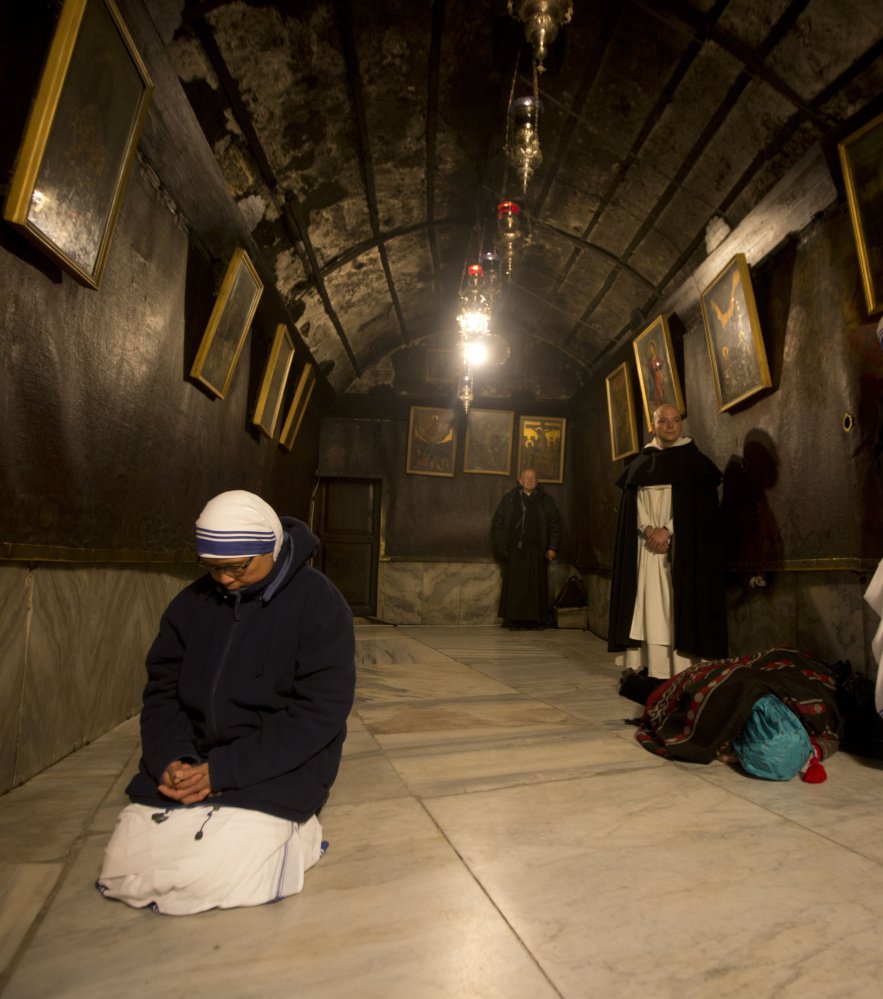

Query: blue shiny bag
[[733, 694, 812, 781]]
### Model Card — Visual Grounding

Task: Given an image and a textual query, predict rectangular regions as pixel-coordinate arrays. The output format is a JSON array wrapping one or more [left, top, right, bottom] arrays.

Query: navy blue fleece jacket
[[125, 517, 356, 822]]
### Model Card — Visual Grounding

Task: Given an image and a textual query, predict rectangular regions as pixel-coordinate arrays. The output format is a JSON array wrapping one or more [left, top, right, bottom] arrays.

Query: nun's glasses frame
[[196, 556, 256, 578]]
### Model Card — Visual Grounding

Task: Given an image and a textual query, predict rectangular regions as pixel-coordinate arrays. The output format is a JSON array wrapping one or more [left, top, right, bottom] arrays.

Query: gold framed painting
[[700, 253, 772, 412], [516, 416, 566, 483], [839, 110, 883, 314], [464, 409, 514, 475], [632, 315, 685, 431], [190, 248, 264, 399], [253, 324, 295, 439], [406, 407, 457, 477], [605, 362, 639, 462], [3, 0, 153, 288], [279, 364, 316, 452]]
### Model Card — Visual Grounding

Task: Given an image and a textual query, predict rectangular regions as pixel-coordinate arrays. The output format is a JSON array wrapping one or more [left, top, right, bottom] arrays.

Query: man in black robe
[[608, 405, 727, 675], [492, 468, 562, 629]]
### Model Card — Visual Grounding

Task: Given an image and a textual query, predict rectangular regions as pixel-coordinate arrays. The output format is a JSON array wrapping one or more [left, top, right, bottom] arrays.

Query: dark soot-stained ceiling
[[152, 0, 883, 401]]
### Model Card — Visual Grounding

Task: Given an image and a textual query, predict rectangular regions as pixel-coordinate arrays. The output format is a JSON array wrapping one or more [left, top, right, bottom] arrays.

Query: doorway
[[313, 477, 382, 617]]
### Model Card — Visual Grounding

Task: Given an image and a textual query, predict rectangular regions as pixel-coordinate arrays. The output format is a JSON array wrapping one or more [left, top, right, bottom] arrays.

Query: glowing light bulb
[[464, 339, 490, 366]]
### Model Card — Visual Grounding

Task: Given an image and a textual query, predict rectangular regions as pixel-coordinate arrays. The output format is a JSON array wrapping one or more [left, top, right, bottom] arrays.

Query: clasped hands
[[159, 760, 216, 805], [643, 526, 671, 555]]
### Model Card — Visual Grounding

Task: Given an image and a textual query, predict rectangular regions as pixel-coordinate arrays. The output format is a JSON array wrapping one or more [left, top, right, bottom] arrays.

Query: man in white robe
[[608, 405, 727, 679]]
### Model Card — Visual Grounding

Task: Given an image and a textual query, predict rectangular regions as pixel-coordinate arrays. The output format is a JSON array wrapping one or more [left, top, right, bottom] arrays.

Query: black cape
[[491, 485, 562, 625], [607, 440, 727, 660]]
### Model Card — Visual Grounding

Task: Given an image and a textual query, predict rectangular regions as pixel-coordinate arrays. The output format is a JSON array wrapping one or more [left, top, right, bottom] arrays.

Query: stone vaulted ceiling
[[149, 0, 883, 401]]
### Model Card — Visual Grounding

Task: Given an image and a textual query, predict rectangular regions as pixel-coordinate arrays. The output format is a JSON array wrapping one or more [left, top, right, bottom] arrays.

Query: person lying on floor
[[97, 490, 356, 915], [633, 648, 840, 781]]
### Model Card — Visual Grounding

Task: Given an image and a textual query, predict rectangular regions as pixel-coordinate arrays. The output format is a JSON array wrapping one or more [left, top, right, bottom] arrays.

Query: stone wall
[[377, 560, 501, 625]]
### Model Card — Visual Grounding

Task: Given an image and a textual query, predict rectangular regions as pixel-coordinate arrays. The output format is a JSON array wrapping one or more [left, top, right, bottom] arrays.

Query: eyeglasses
[[196, 556, 256, 578]]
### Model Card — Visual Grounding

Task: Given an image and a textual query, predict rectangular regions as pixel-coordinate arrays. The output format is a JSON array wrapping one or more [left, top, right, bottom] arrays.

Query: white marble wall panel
[[795, 574, 865, 668], [5, 562, 197, 793], [421, 563, 463, 624], [377, 562, 423, 623], [458, 563, 501, 625], [0, 566, 30, 792], [585, 572, 610, 638], [728, 574, 799, 657], [379, 561, 501, 625], [18, 566, 87, 784], [76, 568, 147, 746], [129, 568, 197, 712], [728, 573, 868, 669]]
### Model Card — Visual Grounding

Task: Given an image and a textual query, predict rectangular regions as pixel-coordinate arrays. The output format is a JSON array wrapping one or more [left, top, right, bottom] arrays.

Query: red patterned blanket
[[636, 648, 841, 763]]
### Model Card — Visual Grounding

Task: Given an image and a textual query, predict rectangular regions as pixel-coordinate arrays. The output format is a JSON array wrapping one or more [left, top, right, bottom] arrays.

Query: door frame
[[312, 476, 382, 617]]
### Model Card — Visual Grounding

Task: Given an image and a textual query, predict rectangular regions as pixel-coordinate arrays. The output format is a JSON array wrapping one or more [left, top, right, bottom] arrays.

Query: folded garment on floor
[[635, 648, 840, 767]]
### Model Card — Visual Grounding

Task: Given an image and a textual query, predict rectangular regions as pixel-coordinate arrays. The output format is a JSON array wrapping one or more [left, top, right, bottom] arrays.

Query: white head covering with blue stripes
[[195, 490, 283, 559]]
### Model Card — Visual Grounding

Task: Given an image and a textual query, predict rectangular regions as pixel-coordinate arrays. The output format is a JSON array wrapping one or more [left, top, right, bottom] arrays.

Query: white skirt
[[97, 803, 326, 915]]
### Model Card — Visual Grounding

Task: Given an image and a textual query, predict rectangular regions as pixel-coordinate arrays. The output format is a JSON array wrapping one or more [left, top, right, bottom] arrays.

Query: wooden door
[[314, 477, 381, 617]]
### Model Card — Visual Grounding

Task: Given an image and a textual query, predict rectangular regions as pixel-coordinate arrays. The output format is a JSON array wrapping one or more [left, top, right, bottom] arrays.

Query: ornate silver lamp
[[509, 95, 543, 195], [508, 1, 573, 73]]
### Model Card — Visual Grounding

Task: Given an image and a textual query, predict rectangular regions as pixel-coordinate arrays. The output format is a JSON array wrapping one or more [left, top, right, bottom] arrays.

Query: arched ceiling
[[150, 0, 883, 401]]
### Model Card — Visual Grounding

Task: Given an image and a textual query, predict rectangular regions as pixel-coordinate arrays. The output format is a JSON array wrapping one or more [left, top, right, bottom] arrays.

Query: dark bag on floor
[[834, 661, 883, 758]]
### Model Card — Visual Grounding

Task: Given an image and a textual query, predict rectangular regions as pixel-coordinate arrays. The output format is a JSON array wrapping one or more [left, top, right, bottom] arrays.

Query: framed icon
[[632, 315, 685, 431], [516, 416, 566, 483], [700, 253, 772, 412], [605, 362, 639, 462], [464, 409, 513, 475], [190, 248, 264, 399], [839, 110, 883, 314], [3, 0, 153, 287], [406, 407, 457, 477], [279, 364, 316, 452], [253, 325, 295, 439]]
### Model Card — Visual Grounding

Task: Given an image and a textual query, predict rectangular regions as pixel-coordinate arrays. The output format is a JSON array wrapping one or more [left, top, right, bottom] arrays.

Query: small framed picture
[[190, 248, 264, 399], [700, 253, 772, 412], [279, 364, 316, 452], [632, 315, 685, 431], [839, 110, 883, 314], [605, 362, 639, 462], [464, 409, 514, 475], [516, 416, 566, 483], [406, 407, 457, 477], [253, 325, 295, 439], [2, 0, 154, 287]]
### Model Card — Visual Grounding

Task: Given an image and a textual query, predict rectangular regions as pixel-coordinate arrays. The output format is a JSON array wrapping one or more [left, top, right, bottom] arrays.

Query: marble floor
[[3, 625, 883, 998]]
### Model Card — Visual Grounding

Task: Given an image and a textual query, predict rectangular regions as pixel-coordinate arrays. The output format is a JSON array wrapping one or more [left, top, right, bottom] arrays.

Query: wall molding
[[0, 544, 193, 564], [579, 557, 878, 575]]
